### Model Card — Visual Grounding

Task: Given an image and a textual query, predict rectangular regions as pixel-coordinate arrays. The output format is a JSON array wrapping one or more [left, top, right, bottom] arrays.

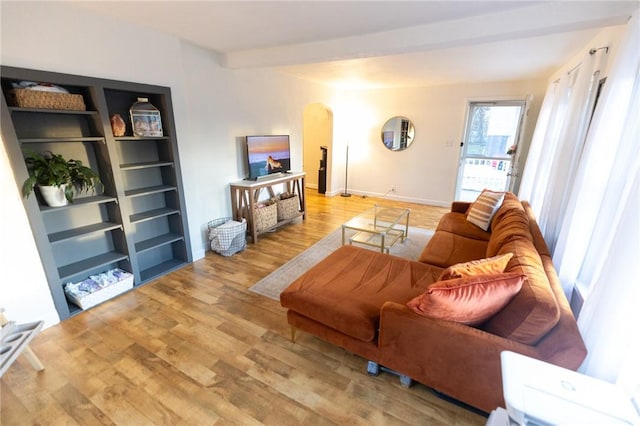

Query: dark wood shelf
[[40, 195, 117, 213], [140, 259, 187, 283], [114, 136, 170, 141], [58, 251, 128, 282], [48, 222, 122, 244], [124, 185, 176, 198], [135, 233, 183, 253], [19, 136, 105, 144], [130, 207, 180, 224], [120, 161, 174, 170], [9, 107, 98, 115]]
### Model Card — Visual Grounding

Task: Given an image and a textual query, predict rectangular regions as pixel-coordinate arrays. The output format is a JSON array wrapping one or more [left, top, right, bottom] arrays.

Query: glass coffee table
[[342, 205, 410, 253]]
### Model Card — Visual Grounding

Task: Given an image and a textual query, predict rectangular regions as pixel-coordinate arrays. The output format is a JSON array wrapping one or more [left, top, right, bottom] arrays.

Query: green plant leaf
[[21, 150, 101, 203], [22, 175, 37, 198]]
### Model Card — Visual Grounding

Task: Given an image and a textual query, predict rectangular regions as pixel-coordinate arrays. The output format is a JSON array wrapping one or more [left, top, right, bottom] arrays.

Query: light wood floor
[[1, 192, 487, 425]]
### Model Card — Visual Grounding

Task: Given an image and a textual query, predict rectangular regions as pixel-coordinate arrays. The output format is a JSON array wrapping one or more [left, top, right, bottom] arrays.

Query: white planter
[[39, 184, 68, 207]]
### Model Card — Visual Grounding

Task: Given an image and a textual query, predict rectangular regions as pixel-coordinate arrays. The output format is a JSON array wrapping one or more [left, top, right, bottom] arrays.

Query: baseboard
[[381, 193, 450, 207], [192, 248, 206, 261], [329, 188, 450, 207], [312, 185, 451, 207]]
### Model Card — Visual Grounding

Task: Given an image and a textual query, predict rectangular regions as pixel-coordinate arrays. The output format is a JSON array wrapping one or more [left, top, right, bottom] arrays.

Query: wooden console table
[[230, 172, 306, 243]]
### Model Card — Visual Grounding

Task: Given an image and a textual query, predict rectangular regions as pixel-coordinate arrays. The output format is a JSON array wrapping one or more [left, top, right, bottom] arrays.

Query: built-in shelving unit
[[1, 66, 192, 320]]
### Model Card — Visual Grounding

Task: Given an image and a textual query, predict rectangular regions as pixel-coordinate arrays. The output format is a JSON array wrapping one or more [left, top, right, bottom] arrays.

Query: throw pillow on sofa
[[406, 273, 525, 325], [438, 252, 513, 281], [466, 189, 505, 231]]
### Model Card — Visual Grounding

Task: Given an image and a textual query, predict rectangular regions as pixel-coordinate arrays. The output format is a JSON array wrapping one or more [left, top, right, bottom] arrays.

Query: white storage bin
[[64, 268, 134, 310]]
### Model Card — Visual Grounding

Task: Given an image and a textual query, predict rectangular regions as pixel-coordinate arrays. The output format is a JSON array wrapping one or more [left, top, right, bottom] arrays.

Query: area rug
[[249, 226, 434, 301]]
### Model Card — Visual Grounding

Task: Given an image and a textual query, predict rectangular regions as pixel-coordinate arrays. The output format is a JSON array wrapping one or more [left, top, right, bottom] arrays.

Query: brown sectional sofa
[[280, 193, 587, 413]]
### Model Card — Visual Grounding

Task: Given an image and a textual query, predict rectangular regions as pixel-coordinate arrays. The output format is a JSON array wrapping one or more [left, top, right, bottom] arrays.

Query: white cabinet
[[500, 351, 639, 425]]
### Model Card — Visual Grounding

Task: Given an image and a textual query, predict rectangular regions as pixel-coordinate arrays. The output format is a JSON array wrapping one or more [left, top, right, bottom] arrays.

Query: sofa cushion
[[281, 245, 441, 342], [438, 253, 514, 281], [406, 273, 525, 325], [489, 192, 524, 229], [436, 212, 492, 241], [466, 190, 505, 231], [418, 230, 489, 268], [486, 194, 532, 257], [481, 239, 561, 344]]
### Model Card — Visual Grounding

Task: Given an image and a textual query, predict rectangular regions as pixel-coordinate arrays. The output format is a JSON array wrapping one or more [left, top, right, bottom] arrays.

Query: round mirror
[[381, 116, 415, 151]]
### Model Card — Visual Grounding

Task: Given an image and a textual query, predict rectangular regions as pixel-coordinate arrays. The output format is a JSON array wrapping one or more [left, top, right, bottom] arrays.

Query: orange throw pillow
[[467, 189, 505, 231], [406, 273, 525, 325], [438, 253, 513, 281]]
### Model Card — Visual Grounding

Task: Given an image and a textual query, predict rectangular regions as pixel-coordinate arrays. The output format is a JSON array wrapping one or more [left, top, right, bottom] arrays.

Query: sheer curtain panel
[[519, 9, 640, 391], [567, 12, 638, 390], [519, 50, 607, 250]]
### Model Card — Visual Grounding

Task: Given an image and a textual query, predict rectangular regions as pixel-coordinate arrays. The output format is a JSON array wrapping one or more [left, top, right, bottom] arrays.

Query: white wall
[[0, 2, 185, 85], [547, 25, 627, 83], [325, 80, 547, 205], [0, 138, 60, 327], [177, 41, 331, 258]]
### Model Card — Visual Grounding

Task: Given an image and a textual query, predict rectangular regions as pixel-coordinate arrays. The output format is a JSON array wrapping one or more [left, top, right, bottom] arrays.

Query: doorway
[[455, 100, 527, 201], [303, 104, 333, 194]]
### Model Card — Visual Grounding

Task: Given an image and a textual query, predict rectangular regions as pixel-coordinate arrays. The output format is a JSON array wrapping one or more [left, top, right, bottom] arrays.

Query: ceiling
[[69, 1, 638, 89]]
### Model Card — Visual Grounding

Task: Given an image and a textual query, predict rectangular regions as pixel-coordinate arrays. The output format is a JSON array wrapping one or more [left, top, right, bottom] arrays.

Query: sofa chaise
[[280, 192, 587, 413]]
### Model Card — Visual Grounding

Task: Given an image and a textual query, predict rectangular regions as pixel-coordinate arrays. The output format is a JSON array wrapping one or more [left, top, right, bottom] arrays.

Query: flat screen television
[[246, 135, 291, 180]]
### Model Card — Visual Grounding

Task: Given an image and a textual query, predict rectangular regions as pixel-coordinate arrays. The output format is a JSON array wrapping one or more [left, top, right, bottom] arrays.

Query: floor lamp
[[341, 145, 351, 197]]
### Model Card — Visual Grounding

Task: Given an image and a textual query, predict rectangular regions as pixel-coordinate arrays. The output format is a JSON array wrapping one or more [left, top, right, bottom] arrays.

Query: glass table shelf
[[341, 205, 410, 253]]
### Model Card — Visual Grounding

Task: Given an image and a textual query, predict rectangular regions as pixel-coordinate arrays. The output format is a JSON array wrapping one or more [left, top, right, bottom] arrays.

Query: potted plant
[[21, 150, 101, 207]]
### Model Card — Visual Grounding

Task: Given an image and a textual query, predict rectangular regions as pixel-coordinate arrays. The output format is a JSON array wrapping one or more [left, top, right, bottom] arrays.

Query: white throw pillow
[[466, 189, 505, 231]]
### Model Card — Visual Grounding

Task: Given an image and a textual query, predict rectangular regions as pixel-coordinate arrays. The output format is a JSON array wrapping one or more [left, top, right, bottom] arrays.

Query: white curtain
[[553, 24, 640, 300], [519, 50, 607, 252], [558, 11, 640, 390], [518, 80, 566, 205], [518, 78, 568, 212], [576, 166, 640, 391], [523, 9, 640, 391]]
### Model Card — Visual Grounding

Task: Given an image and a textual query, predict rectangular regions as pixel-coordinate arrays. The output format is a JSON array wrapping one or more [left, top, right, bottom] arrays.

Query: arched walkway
[[303, 103, 333, 195]]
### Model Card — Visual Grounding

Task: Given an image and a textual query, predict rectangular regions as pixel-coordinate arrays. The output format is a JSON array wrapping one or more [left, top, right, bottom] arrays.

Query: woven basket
[[207, 217, 247, 256], [9, 89, 86, 111], [277, 195, 300, 221], [254, 202, 277, 232]]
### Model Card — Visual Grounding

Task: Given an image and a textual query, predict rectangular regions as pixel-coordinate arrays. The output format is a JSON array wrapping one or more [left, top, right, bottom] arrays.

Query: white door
[[455, 100, 527, 201]]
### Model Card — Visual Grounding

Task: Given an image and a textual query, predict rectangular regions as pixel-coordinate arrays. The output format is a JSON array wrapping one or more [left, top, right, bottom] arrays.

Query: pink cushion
[[406, 273, 525, 325]]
